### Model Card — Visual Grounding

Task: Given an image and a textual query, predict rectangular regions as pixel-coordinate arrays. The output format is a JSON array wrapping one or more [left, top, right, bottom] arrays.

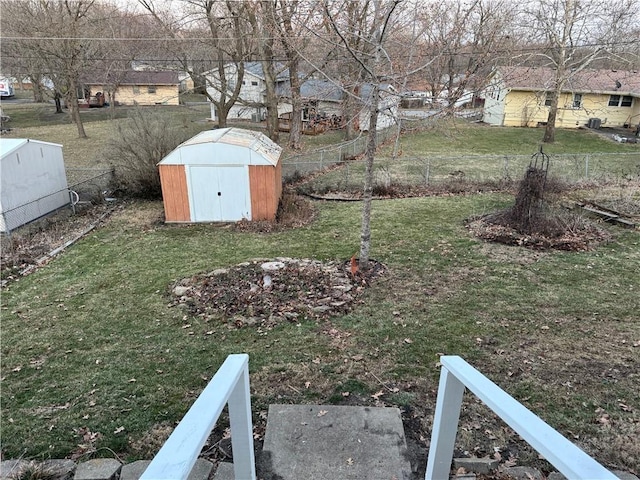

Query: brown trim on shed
[[249, 164, 282, 221], [159, 164, 191, 222]]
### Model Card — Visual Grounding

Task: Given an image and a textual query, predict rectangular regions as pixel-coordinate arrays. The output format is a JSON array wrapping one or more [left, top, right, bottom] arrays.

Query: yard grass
[[2, 195, 639, 473]]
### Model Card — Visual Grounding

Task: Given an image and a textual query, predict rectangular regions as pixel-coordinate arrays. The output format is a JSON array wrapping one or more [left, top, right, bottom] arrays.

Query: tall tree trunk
[[288, 60, 302, 149], [543, 88, 561, 143], [66, 80, 87, 138], [359, 83, 379, 270], [54, 91, 63, 113], [31, 76, 45, 103]]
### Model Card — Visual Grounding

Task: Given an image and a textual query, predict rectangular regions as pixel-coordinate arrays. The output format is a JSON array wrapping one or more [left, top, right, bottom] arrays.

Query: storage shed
[[1, 138, 69, 233], [158, 128, 283, 222]]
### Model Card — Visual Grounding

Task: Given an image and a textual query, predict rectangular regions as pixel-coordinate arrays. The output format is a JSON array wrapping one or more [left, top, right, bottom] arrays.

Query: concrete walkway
[[259, 404, 411, 480]]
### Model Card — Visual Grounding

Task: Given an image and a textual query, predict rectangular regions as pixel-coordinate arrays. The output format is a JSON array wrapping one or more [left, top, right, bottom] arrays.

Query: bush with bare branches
[[106, 109, 198, 198]]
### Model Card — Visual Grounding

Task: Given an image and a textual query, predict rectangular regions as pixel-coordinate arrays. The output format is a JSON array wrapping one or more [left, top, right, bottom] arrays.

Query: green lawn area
[[1, 108, 639, 472], [2, 196, 639, 471]]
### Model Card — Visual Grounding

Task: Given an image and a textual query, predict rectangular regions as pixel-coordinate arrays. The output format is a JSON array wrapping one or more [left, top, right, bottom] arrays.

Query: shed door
[[188, 166, 250, 221]]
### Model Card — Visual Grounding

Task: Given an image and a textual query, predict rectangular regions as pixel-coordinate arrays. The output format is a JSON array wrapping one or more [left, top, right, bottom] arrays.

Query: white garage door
[[188, 166, 251, 221]]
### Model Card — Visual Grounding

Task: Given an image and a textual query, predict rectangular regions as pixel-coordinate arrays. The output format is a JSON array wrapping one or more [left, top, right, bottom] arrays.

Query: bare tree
[[268, 0, 312, 149], [323, 0, 401, 270], [522, 0, 639, 143], [1, 0, 105, 137], [139, 0, 252, 128], [414, 0, 513, 109]]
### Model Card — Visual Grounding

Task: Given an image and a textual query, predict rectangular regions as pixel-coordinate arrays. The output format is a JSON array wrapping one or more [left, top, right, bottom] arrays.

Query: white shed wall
[[0, 140, 69, 232]]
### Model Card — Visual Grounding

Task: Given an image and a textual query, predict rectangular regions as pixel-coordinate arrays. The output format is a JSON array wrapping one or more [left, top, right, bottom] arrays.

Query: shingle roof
[[498, 66, 640, 95], [83, 70, 179, 86], [244, 62, 289, 82]]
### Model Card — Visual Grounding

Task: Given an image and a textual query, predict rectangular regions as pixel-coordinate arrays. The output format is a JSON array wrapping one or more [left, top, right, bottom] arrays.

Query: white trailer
[[0, 77, 15, 97], [1, 139, 70, 233]]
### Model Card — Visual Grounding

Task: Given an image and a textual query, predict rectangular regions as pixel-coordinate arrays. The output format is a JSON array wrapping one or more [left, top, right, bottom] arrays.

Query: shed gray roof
[[158, 128, 282, 167]]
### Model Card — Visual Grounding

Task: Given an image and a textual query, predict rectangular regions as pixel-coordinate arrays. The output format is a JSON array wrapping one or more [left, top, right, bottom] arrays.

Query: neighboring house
[[358, 83, 399, 131], [205, 62, 290, 121], [278, 79, 399, 132], [483, 66, 640, 129], [80, 70, 180, 107]]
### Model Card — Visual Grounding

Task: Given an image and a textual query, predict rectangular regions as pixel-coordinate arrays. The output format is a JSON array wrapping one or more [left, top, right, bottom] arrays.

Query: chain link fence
[[282, 127, 640, 193], [0, 168, 113, 235], [282, 126, 400, 179]]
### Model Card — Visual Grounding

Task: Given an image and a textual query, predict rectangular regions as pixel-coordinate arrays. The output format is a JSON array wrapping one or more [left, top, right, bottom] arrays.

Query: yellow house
[[483, 67, 640, 130], [80, 71, 180, 107]]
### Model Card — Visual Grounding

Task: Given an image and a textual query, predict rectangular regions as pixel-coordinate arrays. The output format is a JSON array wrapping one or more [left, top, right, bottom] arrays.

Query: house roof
[[497, 66, 640, 96], [277, 79, 397, 104], [244, 62, 290, 82], [83, 70, 179, 86], [276, 78, 344, 102]]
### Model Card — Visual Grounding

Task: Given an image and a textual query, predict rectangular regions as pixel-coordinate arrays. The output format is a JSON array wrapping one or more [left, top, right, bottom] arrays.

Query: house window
[[251, 81, 258, 86], [572, 93, 582, 108], [544, 92, 553, 106], [610, 94, 633, 107], [132, 85, 140, 94], [148, 85, 157, 94]]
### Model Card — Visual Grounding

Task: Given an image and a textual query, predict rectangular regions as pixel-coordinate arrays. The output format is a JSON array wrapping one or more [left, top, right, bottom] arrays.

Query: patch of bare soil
[[169, 258, 385, 327], [234, 190, 317, 233]]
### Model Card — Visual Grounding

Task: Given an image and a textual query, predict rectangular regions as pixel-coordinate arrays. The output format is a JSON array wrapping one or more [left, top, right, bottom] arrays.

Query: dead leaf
[[456, 467, 467, 474], [619, 403, 632, 412], [317, 410, 328, 417], [371, 390, 384, 400], [403, 338, 413, 344]]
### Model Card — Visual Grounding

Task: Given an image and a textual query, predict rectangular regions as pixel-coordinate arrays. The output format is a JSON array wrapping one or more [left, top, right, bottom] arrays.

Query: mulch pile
[[169, 258, 385, 328]]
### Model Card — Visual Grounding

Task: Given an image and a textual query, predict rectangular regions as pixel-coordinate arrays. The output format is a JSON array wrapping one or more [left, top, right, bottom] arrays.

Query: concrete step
[[259, 404, 411, 480]]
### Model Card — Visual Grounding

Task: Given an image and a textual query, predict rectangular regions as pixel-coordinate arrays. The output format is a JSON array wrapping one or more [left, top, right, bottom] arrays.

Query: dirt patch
[[169, 258, 386, 328], [234, 190, 317, 233]]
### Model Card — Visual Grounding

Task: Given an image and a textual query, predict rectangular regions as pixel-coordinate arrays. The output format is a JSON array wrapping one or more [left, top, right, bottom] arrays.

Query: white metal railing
[[140, 354, 255, 480], [426, 356, 618, 480]]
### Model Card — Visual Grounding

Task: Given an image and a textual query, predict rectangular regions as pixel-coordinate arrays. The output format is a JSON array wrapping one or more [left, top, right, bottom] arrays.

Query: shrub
[[106, 108, 198, 198]]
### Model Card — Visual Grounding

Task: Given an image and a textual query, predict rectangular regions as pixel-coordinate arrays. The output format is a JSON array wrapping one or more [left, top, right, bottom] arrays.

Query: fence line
[[0, 169, 113, 235], [285, 151, 640, 190], [426, 356, 617, 480]]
